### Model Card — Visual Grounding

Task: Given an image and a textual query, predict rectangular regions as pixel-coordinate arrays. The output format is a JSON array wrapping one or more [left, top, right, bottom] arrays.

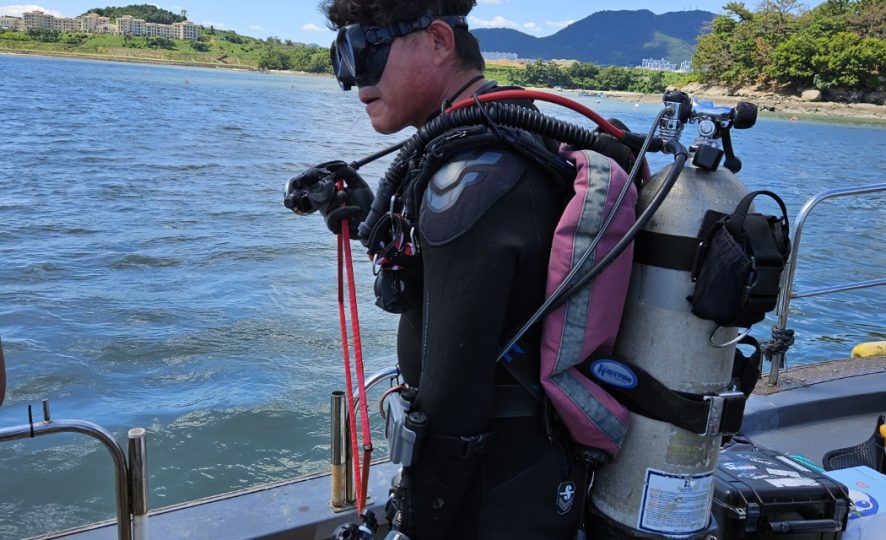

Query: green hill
[[472, 10, 715, 66]]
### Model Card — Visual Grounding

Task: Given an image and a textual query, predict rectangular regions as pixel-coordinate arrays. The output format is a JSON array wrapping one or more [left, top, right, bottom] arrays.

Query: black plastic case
[[713, 443, 850, 539]]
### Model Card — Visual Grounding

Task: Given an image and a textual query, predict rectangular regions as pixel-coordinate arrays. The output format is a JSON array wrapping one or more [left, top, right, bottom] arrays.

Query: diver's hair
[[321, 0, 484, 71]]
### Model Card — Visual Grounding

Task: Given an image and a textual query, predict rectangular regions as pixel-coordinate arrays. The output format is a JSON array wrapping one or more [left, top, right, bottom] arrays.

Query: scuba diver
[[286, 1, 641, 537]]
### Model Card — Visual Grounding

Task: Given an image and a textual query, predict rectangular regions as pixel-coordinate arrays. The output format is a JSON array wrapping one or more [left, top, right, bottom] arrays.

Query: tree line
[[693, 0, 885, 93]]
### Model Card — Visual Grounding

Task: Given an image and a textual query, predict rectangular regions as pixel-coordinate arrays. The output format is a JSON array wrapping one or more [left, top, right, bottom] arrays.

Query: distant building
[[12, 10, 202, 40], [640, 57, 692, 73], [117, 15, 146, 36], [482, 51, 519, 61], [0, 16, 24, 31], [173, 21, 201, 40], [80, 12, 113, 34], [144, 22, 175, 39]]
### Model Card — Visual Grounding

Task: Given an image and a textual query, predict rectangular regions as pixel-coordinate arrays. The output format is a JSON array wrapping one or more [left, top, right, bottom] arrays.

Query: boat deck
[[30, 356, 886, 540], [744, 356, 886, 466]]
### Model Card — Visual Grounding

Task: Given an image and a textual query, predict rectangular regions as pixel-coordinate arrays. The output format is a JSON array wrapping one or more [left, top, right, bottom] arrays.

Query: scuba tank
[[588, 92, 760, 538]]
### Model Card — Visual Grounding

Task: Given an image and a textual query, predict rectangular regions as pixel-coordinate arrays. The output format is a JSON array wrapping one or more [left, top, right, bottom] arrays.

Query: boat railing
[[0, 399, 138, 540], [767, 182, 886, 386]]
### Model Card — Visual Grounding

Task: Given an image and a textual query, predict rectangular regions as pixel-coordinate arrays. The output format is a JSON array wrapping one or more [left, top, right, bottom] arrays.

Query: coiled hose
[[357, 101, 605, 242]]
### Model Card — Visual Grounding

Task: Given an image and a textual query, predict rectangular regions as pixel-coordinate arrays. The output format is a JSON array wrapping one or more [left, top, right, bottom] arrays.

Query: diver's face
[[356, 32, 442, 134]]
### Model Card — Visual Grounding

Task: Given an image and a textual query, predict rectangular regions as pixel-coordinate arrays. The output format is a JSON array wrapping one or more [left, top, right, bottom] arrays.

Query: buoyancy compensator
[[585, 92, 780, 539]]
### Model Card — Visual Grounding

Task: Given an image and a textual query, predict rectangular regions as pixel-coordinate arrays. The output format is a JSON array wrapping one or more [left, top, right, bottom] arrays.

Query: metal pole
[[0, 335, 6, 408], [0, 415, 132, 540], [128, 428, 149, 540], [330, 391, 349, 510]]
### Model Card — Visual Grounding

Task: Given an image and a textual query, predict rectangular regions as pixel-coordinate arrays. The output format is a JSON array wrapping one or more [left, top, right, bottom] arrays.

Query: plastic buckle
[[702, 390, 746, 436]]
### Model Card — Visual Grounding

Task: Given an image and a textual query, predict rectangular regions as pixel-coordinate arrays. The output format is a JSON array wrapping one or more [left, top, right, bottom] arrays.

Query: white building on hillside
[[116, 15, 145, 36], [80, 12, 113, 33], [173, 21, 200, 40], [0, 16, 24, 31], [13, 10, 201, 40], [22, 10, 53, 29], [144, 22, 175, 39]]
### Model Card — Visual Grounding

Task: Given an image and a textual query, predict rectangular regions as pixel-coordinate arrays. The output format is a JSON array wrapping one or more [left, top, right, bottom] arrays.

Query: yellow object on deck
[[851, 341, 886, 358]]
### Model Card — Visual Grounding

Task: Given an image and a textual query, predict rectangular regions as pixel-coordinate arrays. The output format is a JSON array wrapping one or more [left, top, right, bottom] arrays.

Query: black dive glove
[[284, 160, 374, 237]]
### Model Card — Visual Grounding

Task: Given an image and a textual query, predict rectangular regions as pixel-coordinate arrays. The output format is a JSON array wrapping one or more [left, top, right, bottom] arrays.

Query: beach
[[564, 87, 886, 123], [5, 49, 885, 122]]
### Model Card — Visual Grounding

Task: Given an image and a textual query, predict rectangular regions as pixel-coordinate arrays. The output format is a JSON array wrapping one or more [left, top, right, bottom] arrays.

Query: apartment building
[[22, 10, 54, 29], [0, 16, 24, 30], [116, 15, 145, 36], [10, 10, 202, 40], [144, 22, 175, 39], [80, 12, 113, 34], [174, 21, 200, 40]]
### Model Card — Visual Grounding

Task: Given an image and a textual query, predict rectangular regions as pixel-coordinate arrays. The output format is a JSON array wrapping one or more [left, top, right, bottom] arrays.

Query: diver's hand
[[319, 161, 373, 236], [284, 161, 374, 236]]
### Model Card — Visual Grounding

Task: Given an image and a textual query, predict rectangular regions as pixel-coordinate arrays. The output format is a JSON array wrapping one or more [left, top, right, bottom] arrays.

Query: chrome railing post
[[769, 182, 886, 386], [128, 428, 149, 540], [330, 391, 351, 510], [329, 366, 401, 509]]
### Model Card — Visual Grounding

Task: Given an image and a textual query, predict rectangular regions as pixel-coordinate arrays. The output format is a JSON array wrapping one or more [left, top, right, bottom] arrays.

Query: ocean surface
[[0, 54, 884, 539]]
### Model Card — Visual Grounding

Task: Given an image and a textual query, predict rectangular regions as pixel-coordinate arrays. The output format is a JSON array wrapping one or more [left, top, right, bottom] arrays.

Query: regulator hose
[[357, 101, 616, 242]]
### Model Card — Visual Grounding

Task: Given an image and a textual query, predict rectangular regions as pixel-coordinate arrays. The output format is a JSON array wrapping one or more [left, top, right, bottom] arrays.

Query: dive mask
[[330, 15, 468, 90]]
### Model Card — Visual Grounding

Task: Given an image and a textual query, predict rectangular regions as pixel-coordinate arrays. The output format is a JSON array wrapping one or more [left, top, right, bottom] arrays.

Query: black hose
[[547, 140, 688, 312], [357, 102, 606, 243]]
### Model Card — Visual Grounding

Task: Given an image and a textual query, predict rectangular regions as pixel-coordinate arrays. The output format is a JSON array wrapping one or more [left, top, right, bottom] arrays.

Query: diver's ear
[[0, 336, 6, 407], [426, 19, 457, 66]]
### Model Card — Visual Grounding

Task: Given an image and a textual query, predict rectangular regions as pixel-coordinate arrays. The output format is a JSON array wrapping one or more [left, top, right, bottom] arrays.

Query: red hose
[[445, 89, 626, 139]]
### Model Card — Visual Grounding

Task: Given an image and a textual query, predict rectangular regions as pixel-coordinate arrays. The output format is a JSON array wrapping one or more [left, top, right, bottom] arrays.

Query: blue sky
[[1, 1, 825, 45]]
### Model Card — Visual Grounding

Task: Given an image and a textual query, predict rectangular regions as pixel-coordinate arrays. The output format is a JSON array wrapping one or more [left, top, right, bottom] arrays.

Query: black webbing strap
[[426, 431, 494, 459], [634, 230, 699, 272], [582, 356, 746, 436]]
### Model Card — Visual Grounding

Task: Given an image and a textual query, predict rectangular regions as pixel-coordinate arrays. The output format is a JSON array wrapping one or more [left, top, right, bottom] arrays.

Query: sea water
[[0, 54, 883, 538]]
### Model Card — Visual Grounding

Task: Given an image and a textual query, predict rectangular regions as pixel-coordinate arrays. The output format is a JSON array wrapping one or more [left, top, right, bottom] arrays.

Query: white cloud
[[302, 23, 325, 32], [545, 19, 575, 29], [249, 25, 262, 31], [0, 4, 64, 17], [469, 15, 543, 35], [200, 21, 226, 29], [469, 15, 521, 30]]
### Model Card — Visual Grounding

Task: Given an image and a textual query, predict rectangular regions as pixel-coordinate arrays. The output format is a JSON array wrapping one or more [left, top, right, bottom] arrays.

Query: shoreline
[[5, 49, 884, 123], [557, 88, 886, 123]]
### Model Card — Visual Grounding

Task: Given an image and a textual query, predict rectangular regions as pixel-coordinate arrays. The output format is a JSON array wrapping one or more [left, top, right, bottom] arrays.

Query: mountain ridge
[[471, 9, 715, 67]]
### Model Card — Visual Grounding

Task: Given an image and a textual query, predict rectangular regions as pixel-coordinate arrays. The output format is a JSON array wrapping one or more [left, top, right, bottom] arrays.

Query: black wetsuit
[[393, 134, 588, 538]]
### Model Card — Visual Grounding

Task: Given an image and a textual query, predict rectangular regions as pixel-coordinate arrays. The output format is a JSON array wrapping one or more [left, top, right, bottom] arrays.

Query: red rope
[[336, 181, 374, 516], [445, 89, 626, 139], [336, 231, 364, 515]]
